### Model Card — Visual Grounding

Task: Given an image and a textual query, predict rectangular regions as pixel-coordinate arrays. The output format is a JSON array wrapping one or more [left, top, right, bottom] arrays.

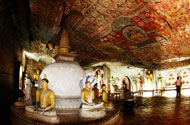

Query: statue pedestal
[[11, 103, 120, 124], [79, 102, 106, 119]]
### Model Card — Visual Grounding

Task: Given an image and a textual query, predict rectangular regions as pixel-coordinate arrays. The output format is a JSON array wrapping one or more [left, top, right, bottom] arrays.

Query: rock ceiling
[[25, 0, 190, 69]]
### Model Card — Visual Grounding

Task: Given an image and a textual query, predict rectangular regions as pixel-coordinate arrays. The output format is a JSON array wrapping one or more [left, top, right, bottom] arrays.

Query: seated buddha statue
[[81, 81, 94, 104], [102, 84, 113, 108], [167, 74, 175, 86], [92, 83, 99, 101], [25, 78, 56, 117], [80, 81, 106, 118], [15, 73, 32, 107], [182, 71, 189, 84]]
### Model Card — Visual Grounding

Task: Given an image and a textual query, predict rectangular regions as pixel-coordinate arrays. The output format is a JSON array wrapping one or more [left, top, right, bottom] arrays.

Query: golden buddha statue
[[92, 83, 99, 100], [33, 69, 40, 85], [81, 81, 94, 104], [102, 84, 113, 108], [146, 70, 153, 83], [35, 78, 55, 111], [25, 78, 56, 117], [80, 81, 106, 118], [145, 70, 153, 90]]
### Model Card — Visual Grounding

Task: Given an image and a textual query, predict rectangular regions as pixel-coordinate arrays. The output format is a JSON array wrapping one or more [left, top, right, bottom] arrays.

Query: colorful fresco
[[180, 69, 190, 85], [166, 72, 177, 87], [29, 0, 190, 69]]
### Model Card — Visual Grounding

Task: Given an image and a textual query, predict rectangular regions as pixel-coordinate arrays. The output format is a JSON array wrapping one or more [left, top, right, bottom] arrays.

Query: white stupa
[[39, 29, 85, 109]]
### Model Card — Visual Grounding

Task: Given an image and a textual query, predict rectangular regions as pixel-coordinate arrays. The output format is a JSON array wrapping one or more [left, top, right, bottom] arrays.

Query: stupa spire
[[54, 28, 77, 62], [59, 29, 70, 53]]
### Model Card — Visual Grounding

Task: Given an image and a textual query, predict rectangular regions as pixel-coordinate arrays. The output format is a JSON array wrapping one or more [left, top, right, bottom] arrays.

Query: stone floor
[[3, 94, 190, 125], [119, 95, 190, 125]]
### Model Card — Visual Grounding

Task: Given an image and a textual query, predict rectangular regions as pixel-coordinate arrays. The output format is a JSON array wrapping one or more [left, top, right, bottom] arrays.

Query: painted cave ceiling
[[14, 0, 190, 69]]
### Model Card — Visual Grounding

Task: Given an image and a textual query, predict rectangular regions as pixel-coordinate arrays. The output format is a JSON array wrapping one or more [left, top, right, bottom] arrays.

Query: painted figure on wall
[[122, 26, 149, 43], [182, 71, 189, 84], [180, 70, 190, 84], [167, 74, 175, 86]]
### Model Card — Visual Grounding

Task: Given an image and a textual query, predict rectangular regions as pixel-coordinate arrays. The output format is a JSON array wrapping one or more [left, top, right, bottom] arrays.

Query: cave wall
[[0, 0, 27, 111]]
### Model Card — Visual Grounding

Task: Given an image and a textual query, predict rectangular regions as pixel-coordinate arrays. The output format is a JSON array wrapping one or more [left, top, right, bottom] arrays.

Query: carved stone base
[[25, 111, 60, 124], [15, 99, 32, 107], [25, 105, 59, 123], [79, 102, 106, 119], [55, 97, 81, 109], [104, 102, 114, 110]]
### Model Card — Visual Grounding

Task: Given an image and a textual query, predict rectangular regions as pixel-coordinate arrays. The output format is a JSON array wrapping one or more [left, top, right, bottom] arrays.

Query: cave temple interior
[[1, 0, 190, 124]]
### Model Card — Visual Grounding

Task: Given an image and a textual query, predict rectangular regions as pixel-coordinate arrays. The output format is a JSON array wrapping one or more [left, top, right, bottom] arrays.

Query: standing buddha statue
[[157, 74, 163, 90], [145, 70, 153, 90]]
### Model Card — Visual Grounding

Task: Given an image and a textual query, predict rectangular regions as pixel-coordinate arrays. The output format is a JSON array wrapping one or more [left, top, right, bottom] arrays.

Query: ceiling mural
[[29, 0, 64, 42], [27, 0, 190, 69]]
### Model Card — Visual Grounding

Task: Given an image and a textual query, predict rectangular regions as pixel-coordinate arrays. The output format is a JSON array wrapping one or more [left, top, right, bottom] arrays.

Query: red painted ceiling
[[28, 0, 190, 69]]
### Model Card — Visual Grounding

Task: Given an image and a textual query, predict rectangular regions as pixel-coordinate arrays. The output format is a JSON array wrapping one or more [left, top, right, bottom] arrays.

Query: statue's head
[[85, 81, 91, 90], [138, 73, 140, 77], [102, 84, 106, 91], [36, 69, 40, 75], [41, 78, 49, 89], [94, 83, 98, 88], [25, 73, 28, 77]]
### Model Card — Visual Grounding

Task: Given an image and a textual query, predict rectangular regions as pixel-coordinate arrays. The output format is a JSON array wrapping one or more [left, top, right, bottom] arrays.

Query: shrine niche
[[156, 74, 163, 90], [122, 76, 131, 91], [145, 70, 154, 90], [180, 69, 190, 85], [166, 72, 177, 87]]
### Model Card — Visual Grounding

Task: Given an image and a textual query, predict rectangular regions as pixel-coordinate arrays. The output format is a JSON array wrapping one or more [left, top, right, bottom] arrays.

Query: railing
[[109, 87, 190, 101]]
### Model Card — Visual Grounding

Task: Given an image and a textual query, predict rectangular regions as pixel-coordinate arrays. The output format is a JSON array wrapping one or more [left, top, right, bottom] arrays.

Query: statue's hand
[[82, 100, 89, 105], [44, 106, 51, 111], [35, 102, 39, 109]]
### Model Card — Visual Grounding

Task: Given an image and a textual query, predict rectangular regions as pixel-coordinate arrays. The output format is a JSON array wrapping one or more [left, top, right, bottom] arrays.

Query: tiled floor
[[120, 96, 190, 125], [4, 92, 190, 125]]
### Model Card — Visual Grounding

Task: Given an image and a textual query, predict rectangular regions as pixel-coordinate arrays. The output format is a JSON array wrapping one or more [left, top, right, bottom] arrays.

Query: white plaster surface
[[40, 62, 85, 98]]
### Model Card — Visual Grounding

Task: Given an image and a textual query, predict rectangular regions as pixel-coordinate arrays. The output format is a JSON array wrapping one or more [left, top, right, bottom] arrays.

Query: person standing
[[176, 76, 182, 98]]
